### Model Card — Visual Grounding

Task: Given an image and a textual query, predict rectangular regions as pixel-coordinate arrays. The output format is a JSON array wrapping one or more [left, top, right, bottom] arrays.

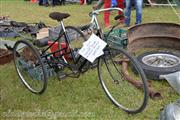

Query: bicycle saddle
[[49, 12, 70, 21]]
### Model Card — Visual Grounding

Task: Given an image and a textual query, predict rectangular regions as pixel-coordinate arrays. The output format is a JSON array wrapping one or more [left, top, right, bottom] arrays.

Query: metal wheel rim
[[14, 43, 45, 93], [142, 53, 180, 68]]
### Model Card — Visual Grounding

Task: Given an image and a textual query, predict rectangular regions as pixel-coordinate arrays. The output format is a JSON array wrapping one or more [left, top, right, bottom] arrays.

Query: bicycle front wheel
[[58, 26, 86, 61], [98, 47, 148, 114], [13, 40, 47, 94]]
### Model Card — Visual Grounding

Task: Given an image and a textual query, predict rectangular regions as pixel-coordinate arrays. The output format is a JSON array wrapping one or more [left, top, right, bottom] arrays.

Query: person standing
[[124, 0, 143, 26], [103, 0, 111, 27], [51, 0, 65, 6], [93, 0, 124, 28], [39, 0, 49, 6], [117, 0, 125, 22]]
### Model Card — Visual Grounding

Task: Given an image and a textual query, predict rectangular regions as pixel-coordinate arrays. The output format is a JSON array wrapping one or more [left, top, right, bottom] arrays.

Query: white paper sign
[[79, 34, 107, 63]]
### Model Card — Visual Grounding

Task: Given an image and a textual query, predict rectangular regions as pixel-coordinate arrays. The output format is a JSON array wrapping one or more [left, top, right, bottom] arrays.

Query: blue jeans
[[125, 0, 143, 26], [43, 0, 48, 4], [39, 0, 48, 5]]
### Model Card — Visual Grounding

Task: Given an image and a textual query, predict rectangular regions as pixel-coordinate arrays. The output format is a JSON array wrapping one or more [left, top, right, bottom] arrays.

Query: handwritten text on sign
[[79, 34, 107, 63]]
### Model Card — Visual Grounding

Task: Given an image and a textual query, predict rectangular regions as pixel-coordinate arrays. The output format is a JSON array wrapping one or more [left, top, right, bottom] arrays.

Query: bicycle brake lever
[[114, 14, 124, 21]]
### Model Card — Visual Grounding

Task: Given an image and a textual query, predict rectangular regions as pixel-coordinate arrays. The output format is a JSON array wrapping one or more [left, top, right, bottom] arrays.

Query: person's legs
[[104, 0, 111, 27], [39, 0, 43, 5], [134, 0, 143, 24], [80, 0, 84, 5], [42, 0, 49, 6], [43, 0, 49, 4], [61, 0, 65, 5], [117, 0, 124, 15], [117, 0, 125, 22], [124, 0, 132, 26], [51, 0, 57, 6], [51, 0, 56, 6]]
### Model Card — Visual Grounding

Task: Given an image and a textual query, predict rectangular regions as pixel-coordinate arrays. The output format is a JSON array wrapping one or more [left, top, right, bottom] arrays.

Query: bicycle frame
[[12, 9, 148, 113], [41, 21, 76, 62], [14, 7, 124, 75], [39, 21, 89, 74]]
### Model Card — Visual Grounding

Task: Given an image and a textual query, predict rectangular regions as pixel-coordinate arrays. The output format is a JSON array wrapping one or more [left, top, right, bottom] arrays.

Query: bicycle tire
[[13, 40, 47, 94], [58, 26, 86, 61], [98, 47, 148, 114]]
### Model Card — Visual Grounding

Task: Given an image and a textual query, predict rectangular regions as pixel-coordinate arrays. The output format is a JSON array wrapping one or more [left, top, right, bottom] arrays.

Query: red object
[[30, 0, 37, 3], [48, 41, 60, 57], [60, 42, 71, 60], [104, 0, 124, 27], [104, 0, 111, 27], [80, 0, 84, 5], [117, 0, 125, 20], [48, 41, 71, 60]]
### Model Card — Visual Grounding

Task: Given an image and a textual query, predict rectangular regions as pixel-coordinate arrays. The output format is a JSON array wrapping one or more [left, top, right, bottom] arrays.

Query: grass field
[[0, 1, 180, 120]]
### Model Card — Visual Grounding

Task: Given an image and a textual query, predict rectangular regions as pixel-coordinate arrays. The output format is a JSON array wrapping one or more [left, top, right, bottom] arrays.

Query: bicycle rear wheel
[[98, 47, 148, 114], [13, 40, 47, 94]]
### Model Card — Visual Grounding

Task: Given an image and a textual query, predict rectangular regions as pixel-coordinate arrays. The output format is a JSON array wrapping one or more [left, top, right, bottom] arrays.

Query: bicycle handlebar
[[79, 8, 124, 33], [92, 7, 124, 16]]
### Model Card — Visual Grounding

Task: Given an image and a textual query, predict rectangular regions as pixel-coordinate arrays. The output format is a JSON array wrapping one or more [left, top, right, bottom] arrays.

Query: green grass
[[0, 1, 180, 120]]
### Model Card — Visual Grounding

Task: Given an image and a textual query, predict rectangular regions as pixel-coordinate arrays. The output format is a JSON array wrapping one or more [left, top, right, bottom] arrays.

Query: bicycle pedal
[[58, 72, 66, 80]]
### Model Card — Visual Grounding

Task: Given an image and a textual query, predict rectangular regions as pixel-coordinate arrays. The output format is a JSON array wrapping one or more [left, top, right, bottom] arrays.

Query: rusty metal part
[[121, 61, 162, 99], [22, 47, 37, 63], [127, 23, 180, 53], [0, 48, 13, 65]]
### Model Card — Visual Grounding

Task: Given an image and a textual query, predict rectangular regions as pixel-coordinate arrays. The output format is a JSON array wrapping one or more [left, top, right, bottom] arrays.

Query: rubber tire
[[98, 47, 148, 114], [65, 26, 87, 59], [58, 26, 89, 73], [137, 51, 180, 80], [58, 26, 87, 61], [13, 40, 47, 94]]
